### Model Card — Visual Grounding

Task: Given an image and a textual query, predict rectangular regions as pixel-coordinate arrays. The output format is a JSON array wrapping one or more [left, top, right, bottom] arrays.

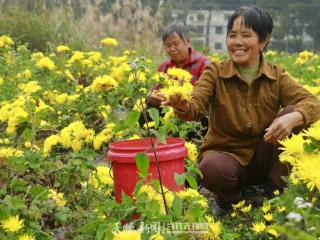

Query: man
[[147, 23, 209, 107], [141, 23, 209, 135]]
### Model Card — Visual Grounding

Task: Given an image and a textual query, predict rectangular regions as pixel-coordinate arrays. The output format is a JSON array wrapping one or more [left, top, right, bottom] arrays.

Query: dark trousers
[[198, 106, 304, 209]]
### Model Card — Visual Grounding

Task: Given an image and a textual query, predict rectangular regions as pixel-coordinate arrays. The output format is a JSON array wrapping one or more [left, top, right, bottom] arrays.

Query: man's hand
[[161, 92, 189, 112], [264, 111, 304, 144]]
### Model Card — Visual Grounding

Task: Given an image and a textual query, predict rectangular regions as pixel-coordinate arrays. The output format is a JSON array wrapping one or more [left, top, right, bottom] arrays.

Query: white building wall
[[171, 10, 233, 53]]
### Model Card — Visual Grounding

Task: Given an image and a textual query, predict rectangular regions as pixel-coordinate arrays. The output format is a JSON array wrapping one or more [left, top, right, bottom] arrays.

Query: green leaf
[[22, 128, 32, 141], [127, 110, 140, 127], [28, 205, 42, 220], [147, 108, 160, 126], [54, 207, 71, 224], [135, 153, 150, 179], [4, 196, 26, 211], [186, 175, 198, 189], [121, 193, 133, 205], [151, 129, 166, 144], [172, 196, 183, 217], [113, 120, 127, 133], [174, 173, 185, 186], [30, 184, 48, 201], [9, 177, 27, 193], [151, 179, 160, 192], [163, 121, 178, 133], [96, 223, 109, 240], [134, 180, 143, 198], [0, 205, 9, 219], [190, 205, 202, 218]]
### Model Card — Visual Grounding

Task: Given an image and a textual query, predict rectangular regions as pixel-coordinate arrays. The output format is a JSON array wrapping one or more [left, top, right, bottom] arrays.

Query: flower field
[[0, 35, 319, 240]]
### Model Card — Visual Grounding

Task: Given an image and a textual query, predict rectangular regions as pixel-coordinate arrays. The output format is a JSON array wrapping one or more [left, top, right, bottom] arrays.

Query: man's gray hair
[[162, 23, 190, 42]]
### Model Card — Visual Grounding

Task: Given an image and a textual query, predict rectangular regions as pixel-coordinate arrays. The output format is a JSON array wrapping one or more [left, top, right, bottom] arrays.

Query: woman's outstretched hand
[[264, 111, 304, 144], [160, 92, 189, 112]]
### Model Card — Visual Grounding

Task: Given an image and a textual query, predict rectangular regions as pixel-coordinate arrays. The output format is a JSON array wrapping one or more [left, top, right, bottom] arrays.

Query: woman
[[158, 6, 320, 209]]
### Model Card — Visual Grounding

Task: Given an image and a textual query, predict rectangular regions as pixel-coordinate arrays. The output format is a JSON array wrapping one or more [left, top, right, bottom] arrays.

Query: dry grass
[[0, 0, 167, 60]]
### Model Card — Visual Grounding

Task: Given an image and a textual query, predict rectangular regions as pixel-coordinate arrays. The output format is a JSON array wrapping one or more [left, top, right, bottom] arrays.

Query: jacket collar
[[219, 56, 278, 81], [168, 48, 196, 67]]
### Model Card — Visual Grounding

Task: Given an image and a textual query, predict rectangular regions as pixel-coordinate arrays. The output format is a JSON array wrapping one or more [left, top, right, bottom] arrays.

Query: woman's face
[[227, 17, 268, 68]]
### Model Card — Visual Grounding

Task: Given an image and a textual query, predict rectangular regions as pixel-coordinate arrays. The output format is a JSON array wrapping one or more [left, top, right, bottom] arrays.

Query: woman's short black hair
[[227, 6, 273, 43], [162, 23, 190, 43]]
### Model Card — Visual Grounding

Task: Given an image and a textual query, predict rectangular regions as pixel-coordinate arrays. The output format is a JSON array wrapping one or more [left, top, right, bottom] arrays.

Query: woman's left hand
[[264, 111, 304, 144]]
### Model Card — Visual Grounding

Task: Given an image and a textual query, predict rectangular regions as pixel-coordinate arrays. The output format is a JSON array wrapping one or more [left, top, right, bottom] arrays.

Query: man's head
[[162, 23, 191, 66]]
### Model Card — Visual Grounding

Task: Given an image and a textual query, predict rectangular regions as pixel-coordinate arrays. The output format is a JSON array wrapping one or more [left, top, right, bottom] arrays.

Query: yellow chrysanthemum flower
[[279, 134, 306, 157], [251, 221, 266, 233], [113, 230, 141, 240], [138, 185, 174, 213], [109, 55, 128, 65], [266, 50, 277, 57], [262, 202, 271, 214], [232, 200, 245, 209], [101, 37, 119, 46], [18, 81, 42, 95], [240, 204, 252, 213], [35, 57, 56, 71], [24, 141, 32, 148], [89, 75, 118, 92], [267, 228, 280, 238], [206, 215, 222, 239], [56, 45, 70, 53], [177, 188, 208, 208], [167, 67, 192, 81], [68, 51, 85, 64], [93, 123, 115, 150], [263, 213, 273, 222], [16, 69, 32, 79], [127, 135, 140, 140], [150, 233, 164, 240], [88, 165, 113, 188], [88, 51, 102, 62], [31, 52, 44, 61], [303, 121, 320, 140], [163, 108, 174, 121], [43, 135, 60, 154], [143, 121, 156, 129], [185, 141, 198, 162], [0, 35, 14, 48], [18, 233, 36, 240], [48, 189, 67, 207], [273, 190, 280, 196], [0, 147, 24, 159], [128, 72, 147, 83], [109, 63, 131, 82], [0, 215, 24, 232], [277, 206, 286, 213]]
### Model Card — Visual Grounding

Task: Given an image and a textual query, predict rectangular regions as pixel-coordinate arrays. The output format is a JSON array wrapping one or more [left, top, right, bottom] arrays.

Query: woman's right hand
[[161, 92, 189, 112], [146, 90, 165, 107]]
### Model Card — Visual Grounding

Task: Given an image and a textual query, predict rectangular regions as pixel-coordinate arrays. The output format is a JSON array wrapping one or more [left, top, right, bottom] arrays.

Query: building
[[172, 10, 234, 52]]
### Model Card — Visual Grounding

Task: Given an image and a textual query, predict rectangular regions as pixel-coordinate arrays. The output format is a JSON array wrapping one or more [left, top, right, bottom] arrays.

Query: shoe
[[263, 179, 282, 199], [210, 198, 229, 217], [240, 185, 264, 207]]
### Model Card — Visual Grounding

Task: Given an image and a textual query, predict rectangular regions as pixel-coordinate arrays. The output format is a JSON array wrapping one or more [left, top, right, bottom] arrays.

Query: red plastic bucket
[[107, 138, 187, 202]]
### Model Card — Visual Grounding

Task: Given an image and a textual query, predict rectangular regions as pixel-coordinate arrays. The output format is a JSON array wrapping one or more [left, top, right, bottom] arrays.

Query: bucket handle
[[109, 162, 114, 180]]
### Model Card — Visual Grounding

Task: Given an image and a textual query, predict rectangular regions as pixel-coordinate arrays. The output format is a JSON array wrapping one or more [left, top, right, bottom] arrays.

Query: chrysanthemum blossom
[[0, 215, 24, 232], [101, 37, 119, 47]]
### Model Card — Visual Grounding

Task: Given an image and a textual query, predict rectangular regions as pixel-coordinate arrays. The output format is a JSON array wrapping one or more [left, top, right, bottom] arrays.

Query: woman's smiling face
[[227, 16, 268, 68]]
